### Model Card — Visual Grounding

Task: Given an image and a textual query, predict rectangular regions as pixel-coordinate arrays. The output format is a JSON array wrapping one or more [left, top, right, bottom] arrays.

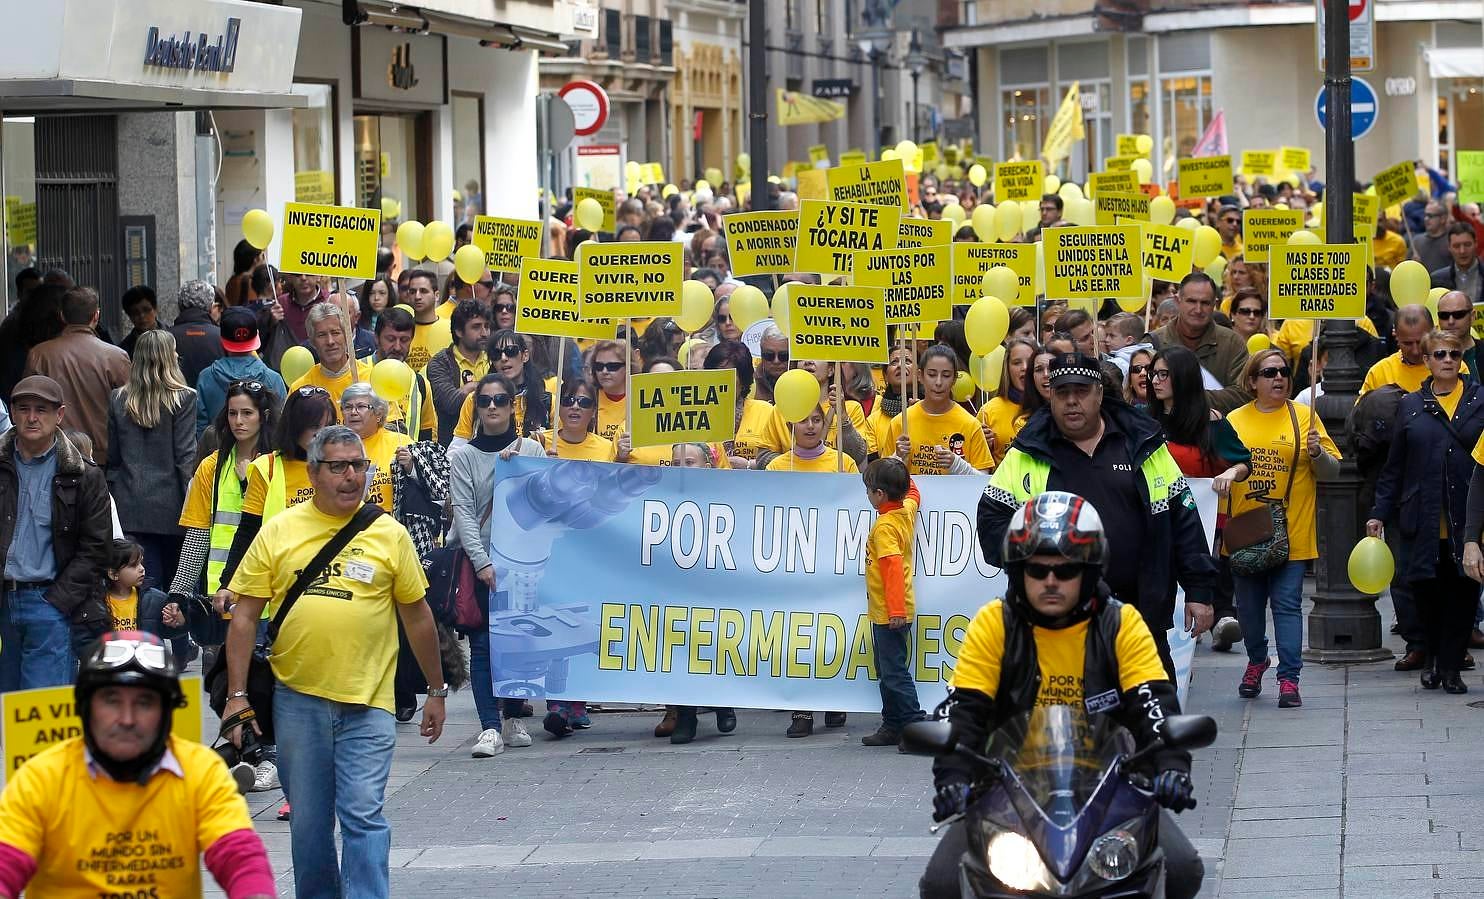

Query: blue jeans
[[872, 623, 924, 730], [469, 625, 524, 730], [1233, 560, 1307, 683], [0, 585, 75, 692], [274, 686, 396, 899]]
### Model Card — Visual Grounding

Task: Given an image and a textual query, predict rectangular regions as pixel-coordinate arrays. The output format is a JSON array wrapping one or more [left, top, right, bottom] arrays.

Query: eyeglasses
[[1425, 212, 1447, 219], [1149, 369, 1172, 381], [1438, 308, 1472, 322], [494, 345, 525, 359], [480, 281, 498, 290], [761, 350, 790, 363], [1234, 307, 1264, 317], [561, 395, 597, 409], [1431, 349, 1464, 361], [1257, 366, 1291, 380], [318, 459, 371, 474], [593, 361, 626, 373], [1221, 217, 1240, 225], [493, 302, 516, 314], [716, 313, 734, 323], [1129, 364, 1149, 375], [1022, 560, 1086, 581], [296, 385, 330, 398], [476, 393, 513, 408], [94, 637, 171, 674], [341, 403, 373, 414]]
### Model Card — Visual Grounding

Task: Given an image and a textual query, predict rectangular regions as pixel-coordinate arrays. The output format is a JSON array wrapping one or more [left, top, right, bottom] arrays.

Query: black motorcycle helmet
[[74, 631, 186, 785], [1001, 491, 1109, 629]]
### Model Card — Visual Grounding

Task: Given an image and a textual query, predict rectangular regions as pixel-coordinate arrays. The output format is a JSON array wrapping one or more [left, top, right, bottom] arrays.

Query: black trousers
[[919, 810, 1202, 899], [1413, 542, 1478, 674]]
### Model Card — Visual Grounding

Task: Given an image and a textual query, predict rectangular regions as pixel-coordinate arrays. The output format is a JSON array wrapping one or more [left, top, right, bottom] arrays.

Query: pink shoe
[[1277, 679, 1302, 708], [1238, 659, 1270, 698]]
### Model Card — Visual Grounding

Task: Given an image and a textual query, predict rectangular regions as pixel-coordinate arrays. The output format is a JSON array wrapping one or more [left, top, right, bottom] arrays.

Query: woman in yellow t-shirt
[[790, 358, 871, 464], [338, 382, 414, 513], [704, 340, 790, 469], [866, 345, 918, 459], [625, 358, 732, 468], [766, 405, 860, 473], [590, 339, 629, 443], [977, 337, 1038, 466], [543, 380, 625, 463], [452, 330, 556, 443], [885, 345, 994, 475], [1225, 348, 1341, 709]]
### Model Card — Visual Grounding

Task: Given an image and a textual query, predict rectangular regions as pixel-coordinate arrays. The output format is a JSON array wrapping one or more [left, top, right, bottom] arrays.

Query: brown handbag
[[1224, 402, 1302, 575]]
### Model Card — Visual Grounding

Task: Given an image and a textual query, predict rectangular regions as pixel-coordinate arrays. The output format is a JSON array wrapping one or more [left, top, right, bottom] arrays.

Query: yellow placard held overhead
[[1140, 224, 1196, 282], [827, 159, 909, 211], [1041, 83, 1085, 165], [786, 284, 889, 364], [1269, 243, 1367, 319], [854, 246, 952, 325], [1116, 134, 1140, 156], [1088, 170, 1139, 198], [1315, 193, 1379, 240], [839, 149, 868, 167], [573, 186, 617, 233], [1104, 155, 1140, 171], [796, 168, 828, 201], [1279, 146, 1311, 175], [808, 144, 831, 166], [994, 162, 1044, 203], [1373, 161, 1421, 208], [725, 211, 801, 276], [898, 218, 953, 248], [1042, 226, 1144, 300], [578, 241, 683, 319], [472, 216, 543, 273], [518, 257, 616, 340], [794, 199, 901, 277], [1177, 156, 1234, 199], [1242, 209, 1306, 263], [1094, 191, 1151, 226], [279, 202, 381, 278], [1241, 150, 1278, 178], [629, 369, 737, 448], [951, 243, 1036, 307]]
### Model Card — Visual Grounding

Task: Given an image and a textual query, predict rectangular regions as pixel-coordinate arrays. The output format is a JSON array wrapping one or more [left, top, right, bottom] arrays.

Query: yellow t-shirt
[[289, 358, 373, 407], [1374, 229, 1408, 269], [1221, 235, 1244, 261], [823, 399, 871, 454], [180, 450, 231, 529], [865, 491, 918, 624], [454, 375, 562, 439], [450, 347, 491, 385], [865, 403, 897, 460], [1436, 385, 1463, 419], [228, 501, 429, 712], [977, 396, 1027, 466], [108, 588, 139, 630], [1226, 401, 1341, 561], [764, 448, 860, 473], [407, 317, 452, 373], [1273, 317, 1379, 366], [950, 600, 1168, 704], [242, 454, 314, 516], [732, 397, 791, 462], [628, 443, 732, 468], [1359, 351, 1468, 395], [436, 300, 458, 321], [541, 430, 618, 461], [0, 736, 253, 897], [885, 403, 995, 475], [362, 427, 413, 512], [596, 391, 627, 443]]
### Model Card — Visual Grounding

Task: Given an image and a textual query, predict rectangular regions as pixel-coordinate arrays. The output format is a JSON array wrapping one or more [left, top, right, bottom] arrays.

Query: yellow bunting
[[786, 284, 889, 364], [629, 369, 737, 448], [854, 246, 952, 325], [794, 200, 901, 277], [578, 241, 683, 318], [518, 257, 616, 340], [724, 211, 801, 276], [1042, 226, 1143, 301], [279, 202, 380, 278], [1268, 243, 1368, 319]]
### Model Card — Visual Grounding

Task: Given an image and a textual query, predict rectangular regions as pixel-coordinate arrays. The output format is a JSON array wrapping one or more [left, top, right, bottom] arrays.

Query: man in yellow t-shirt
[[222, 425, 446, 898], [290, 303, 373, 406], [0, 632, 274, 897], [404, 270, 453, 373], [1360, 305, 1454, 395]]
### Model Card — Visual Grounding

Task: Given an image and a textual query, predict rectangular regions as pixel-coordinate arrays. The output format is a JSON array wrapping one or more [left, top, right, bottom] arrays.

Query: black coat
[[168, 307, 224, 388], [1430, 262, 1484, 304]]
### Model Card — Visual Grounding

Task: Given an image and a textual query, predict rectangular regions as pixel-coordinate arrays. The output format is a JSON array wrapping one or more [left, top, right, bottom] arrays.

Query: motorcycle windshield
[[984, 705, 1129, 828]]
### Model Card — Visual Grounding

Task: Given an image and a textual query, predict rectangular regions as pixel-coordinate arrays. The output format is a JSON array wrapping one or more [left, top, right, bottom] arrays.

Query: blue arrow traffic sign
[[1316, 76, 1378, 141]]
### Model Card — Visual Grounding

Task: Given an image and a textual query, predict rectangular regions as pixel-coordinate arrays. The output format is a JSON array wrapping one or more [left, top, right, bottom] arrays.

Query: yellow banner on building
[[1094, 191, 1151, 226], [1140, 223, 1196, 282], [1088, 170, 1139, 198], [279, 202, 381, 278], [1279, 146, 1311, 176], [578, 241, 683, 319], [1177, 156, 1234, 199], [472, 216, 543, 273], [951, 243, 1036, 307], [898, 218, 953, 248], [724, 211, 800, 276], [854, 246, 952, 325], [794, 200, 900, 277], [629, 369, 737, 448], [518, 257, 616, 340], [778, 89, 846, 126], [1041, 82, 1085, 165], [1373, 161, 1420, 208], [1242, 209, 1306, 263], [573, 187, 617, 233], [1042, 226, 1143, 300], [1241, 150, 1278, 178], [994, 161, 1045, 203], [786, 284, 889, 364], [1269, 243, 1367, 319], [827, 159, 909, 211]]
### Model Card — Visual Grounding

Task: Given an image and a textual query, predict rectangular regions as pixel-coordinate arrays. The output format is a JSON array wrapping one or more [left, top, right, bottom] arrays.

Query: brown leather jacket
[[24, 325, 130, 458]]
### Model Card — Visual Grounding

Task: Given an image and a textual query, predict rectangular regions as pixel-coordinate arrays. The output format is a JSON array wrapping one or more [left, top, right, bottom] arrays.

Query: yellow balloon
[[279, 345, 314, 386], [395, 221, 425, 261], [771, 283, 792, 336], [1288, 172, 1303, 188], [1135, 134, 1154, 155], [575, 197, 605, 232], [370, 358, 415, 403], [1132, 158, 1154, 185], [1288, 229, 1321, 246], [625, 161, 642, 178], [895, 141, 919, 165], [1058, 182, 1083, 203], [1390, 259, 1430, 306], [942, 203, 966, 226], [1192, 225, 1222, 267], [1175, 217, 1201, 231], [1348, 536, 1394, 595], [662, 183, 679, 198], [1067, 197, 1096, 227], [454, 244, 486, 284], [1020, 201, 1040, 234], [881, 149, 899, 162], [736, 152, 751, 173], [971, 204, 996, 242], [1149, 195, 1176, 226], [1044, 174, 1061, 195], [1117, 297, 1146, 313], [1247, 333, 1272, 354], [1205, 255, 1228, 282], [423, 221, 455, 261], [1428, 285, 1447, 319], [678, 280, 715, 332], [968, 164, 987, 188], [380, 197, 402, 221], [978, 346, 1005, 393], [729, 284, 769, 331], [965, 296, 1010, 355], [934, 164, 951, 182], [241, 208, 275, 250], [994, 201, 1021, 241], [951, 371, 975, 402], [695, 179, 711, 193], [983, 266, 1019, 304], [773, 368, 822, 423]]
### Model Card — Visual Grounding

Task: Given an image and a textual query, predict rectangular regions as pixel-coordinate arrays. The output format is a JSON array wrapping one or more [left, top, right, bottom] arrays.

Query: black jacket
[[168, 307, 224, 388], [72, 585, 187, 648], [1430, 262, 1484, 304]]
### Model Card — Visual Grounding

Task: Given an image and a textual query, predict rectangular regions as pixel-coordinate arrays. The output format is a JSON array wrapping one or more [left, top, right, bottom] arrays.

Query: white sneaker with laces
[[251, 760, 280, 792], [501, 719, 533, 748], [472, 728, 505, 758]]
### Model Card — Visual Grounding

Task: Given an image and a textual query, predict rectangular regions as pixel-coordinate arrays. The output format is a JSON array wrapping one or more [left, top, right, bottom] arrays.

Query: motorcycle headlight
[[1087, 829, 1138, 882], [986, 831, 1051, 891]]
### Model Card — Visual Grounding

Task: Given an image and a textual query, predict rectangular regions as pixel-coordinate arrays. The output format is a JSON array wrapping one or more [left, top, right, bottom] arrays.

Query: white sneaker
[[472, 728, 505, 758], [250, 760, 280, 792], [501, 719, 533, 748], [1212, 616, 1242, 653]]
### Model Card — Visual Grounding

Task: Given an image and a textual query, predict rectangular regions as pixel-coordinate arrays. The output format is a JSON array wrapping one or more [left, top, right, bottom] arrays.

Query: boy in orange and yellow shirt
[[860, 458, 926, 747]]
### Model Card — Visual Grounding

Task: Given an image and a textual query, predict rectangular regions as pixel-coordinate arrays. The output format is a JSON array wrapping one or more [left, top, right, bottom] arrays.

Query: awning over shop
[[1426, 46, 1484, 80]]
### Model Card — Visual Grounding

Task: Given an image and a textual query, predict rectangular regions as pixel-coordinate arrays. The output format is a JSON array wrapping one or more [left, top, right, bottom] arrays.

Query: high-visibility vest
[[205, 448, 245, 594], [249, 452, 290, 522]]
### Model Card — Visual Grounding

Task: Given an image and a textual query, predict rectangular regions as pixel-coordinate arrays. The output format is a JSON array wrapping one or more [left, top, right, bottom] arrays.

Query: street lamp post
[[906, 31, 926, 145], [747, 0, 772, 211]]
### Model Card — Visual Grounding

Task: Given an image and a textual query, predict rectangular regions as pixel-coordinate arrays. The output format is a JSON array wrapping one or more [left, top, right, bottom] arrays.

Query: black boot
[[824, 711, 847, 728], [786, 711, 813, 737], [1421, 661, 1442, 690], [1443, 672, 1469, 694], [714, 707, 737, 733], [671, 707, 699, 744]]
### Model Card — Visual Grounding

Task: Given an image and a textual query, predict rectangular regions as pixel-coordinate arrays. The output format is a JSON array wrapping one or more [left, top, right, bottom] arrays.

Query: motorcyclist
[[920, 492, 1204, 899]]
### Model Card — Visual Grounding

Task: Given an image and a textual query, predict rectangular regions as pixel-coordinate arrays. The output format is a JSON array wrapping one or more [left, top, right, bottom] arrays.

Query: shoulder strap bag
[[1225, 402, 1302, 577]]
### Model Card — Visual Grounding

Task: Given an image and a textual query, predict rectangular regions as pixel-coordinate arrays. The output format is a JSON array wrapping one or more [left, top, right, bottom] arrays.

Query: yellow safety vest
[[205, 448, 245, 594], [249, 452, 290, 522]]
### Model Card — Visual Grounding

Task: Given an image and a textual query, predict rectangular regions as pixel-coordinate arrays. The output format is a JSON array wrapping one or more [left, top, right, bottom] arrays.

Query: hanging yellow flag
[[1041, 82, 1085, 165], [777, 89, 846, 126]]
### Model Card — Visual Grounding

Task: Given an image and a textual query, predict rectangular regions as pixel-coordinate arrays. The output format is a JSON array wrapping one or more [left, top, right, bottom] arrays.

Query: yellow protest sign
[[951, 243, 1036, 307], [1316, 193, 1379, 240], [994, 161, 1044, 203], [4, 676, 202, 781], [629, 369, 737, 448], [1042, 226, 1143, 300], [573, 186, 617, 233], [1116, 134, 1140, 156], [1104, 155, 1140, 171], [1088, 170, 1139, 198], [578, 241, 683, 318], [1241, 150, 1277, 178], [1269, 243, 1367, 319], [294, 170, 335, 204], [921, 141, 940, 167], [944, 145, 960, 166], [472, 216, 543, 273], [1242, 209, 1305, 263], [1177, 156, 1233, 198], [1041, 83, 1085, 165], [517, 257, 616, 340], [4, 197, 36, 246], [1458, 151, 1484, 205], [724, 211, 800, 276], [1095, 191, 1151, 226], [796, 168, 828, 201], [1140, 223, 1196, 281], [898, 218, 953, 248], [1280, 146, 1311, 176], [1373, 161, 1419, 208], [827, 159, 909, 211], [808, 144, 830, 166], [786, 284, 888, 364], [644, 162, 665, 184], [854, 246, 952, 324], [279, 202, 381, 279], [839, 149, 867, 167], [794, 200, 900, 277]]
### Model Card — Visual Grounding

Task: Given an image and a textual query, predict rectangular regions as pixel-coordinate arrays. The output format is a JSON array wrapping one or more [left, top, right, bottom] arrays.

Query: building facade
[[670, 0, 746, 184]]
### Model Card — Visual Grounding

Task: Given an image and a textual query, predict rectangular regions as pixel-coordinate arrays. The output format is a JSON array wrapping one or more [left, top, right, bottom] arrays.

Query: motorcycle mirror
[[1159, 715, 1218, 751], [900, 720, 956, 756]]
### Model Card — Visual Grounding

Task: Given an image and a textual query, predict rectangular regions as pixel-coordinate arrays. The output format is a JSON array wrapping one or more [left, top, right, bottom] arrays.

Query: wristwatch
[[228, 691, 250, 700], [426, 684, 450, 698]]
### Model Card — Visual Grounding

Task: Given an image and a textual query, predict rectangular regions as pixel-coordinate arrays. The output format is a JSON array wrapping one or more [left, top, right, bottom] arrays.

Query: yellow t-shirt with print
[[242, 454, 314, 516], [407, 317, 452, 373], [950, 600, 1168, 704], [361, 427, 413, 513], [764, 448, 860, 473], [228, 501, 429, 712], [1273, 317, 1378, 366], [732, 397, 791, 462], [884, 403, 995, 475], [1225, 401, 1340, 561], [289, 359, 373, 407], [541, 430, 619, 461], [596, 391, 627, 443], [1359, 351, 1468, 395], [865, 403, 897, 460], [0, 736, 253, 898], [864, 490, 918, 625], [977, 396, 1027, 466], [108, 589, 139, 630], [454, 375, 561, 439]]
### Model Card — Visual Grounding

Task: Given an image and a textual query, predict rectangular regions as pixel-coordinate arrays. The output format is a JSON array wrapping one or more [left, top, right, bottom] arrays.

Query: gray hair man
[[168, 279, 224, 386]]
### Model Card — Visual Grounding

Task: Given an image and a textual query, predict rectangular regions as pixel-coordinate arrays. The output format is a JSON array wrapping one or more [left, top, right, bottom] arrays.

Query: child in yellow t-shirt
[[73, 538, 186, 656], [765, 404, 860, 473], [860, 458, 925, 746]]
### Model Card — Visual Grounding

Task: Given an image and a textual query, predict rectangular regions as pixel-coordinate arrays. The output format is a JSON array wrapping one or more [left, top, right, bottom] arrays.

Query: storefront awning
[[1426, 47, 1484, 80]]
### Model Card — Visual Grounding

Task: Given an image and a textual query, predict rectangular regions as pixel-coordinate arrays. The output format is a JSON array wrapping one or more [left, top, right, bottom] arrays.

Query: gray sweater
[[106, 387, 198, 536], [448, 437, 545, 572]]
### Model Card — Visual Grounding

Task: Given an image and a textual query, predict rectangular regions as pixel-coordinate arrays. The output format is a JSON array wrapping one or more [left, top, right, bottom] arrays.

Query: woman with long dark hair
[[977, 337, 1038, 466], [357, 276, 397, 331], [0, 283, 66, 401], [224, 239, 265, 306], [450, 330, 554, 446], [705, 340, 790, 469]]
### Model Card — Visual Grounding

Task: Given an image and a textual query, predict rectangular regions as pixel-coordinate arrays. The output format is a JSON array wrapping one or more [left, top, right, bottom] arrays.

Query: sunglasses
[[1149, 369, 1172, 381], [296, 385, 330, 398], [1432, 349, 1464, 361], [1234, 307, 1264, 317], [493, 302, 516, 313], [493, 345, 525, 359], [1129, 364, 1149, 375], [716, 313, 734, 323], [230, 380, 266, 394], [762, 350, 790, 363], [481, 281, 498, 290], [1257, 366, 1291, 380], [476, 393, 514, 408], [320, 459, 371, 475], [1221, 217, 1240, 225], [593, 361, 626, 374], [561, 394, 597, 409], [1438, 308, 1472, 322], [1022, 560, 1086, 581]]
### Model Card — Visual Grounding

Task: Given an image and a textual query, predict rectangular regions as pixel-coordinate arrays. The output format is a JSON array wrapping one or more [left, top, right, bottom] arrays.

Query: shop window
[[1002, 86, 1050, 162], [2, 116, 37, 306], [292, 82, 337, 206], [451, 93, 485, 224], [1161, 74, 1212, 161]]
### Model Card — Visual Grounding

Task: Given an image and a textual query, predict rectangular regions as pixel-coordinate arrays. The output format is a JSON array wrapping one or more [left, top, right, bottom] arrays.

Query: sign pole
[[552, 339, 565, 432], [835, 361, 844, 472], [624, 319, 633, 436]]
